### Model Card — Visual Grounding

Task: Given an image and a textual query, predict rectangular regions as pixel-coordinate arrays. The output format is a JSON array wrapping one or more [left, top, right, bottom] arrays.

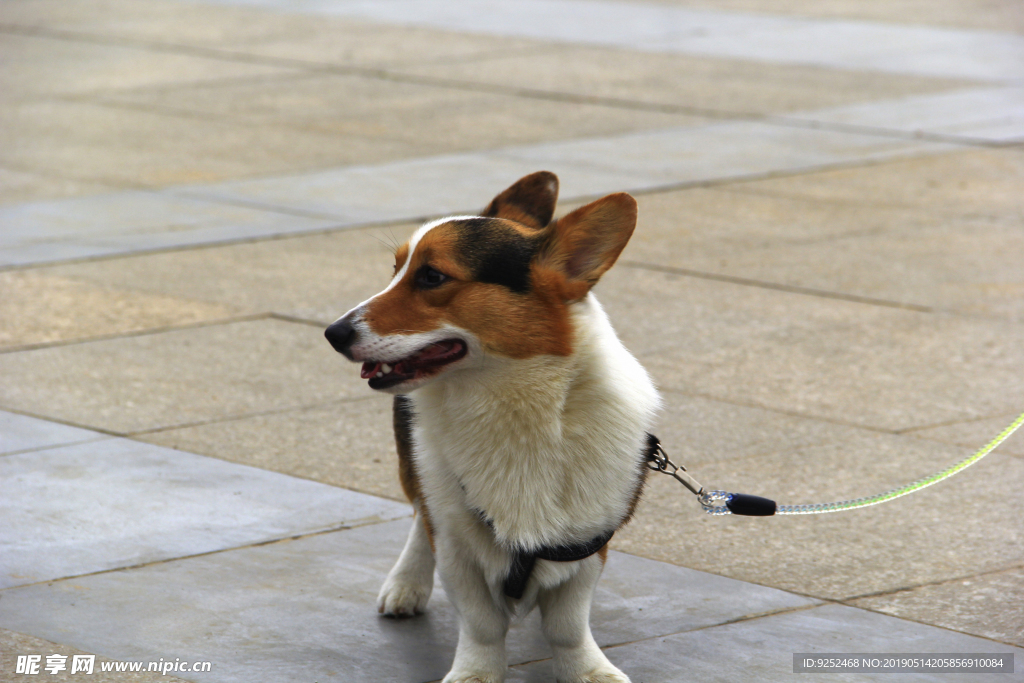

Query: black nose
[[325, 318, 357, 358]]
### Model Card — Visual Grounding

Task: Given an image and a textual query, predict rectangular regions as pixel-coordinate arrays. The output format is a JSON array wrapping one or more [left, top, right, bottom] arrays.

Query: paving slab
[[595, 267, 1024, 432], [643, 0, 1024, 34], [849, 567, 1024, 647], [0, 165, 121, 206], [0, 31, 298, 103], [0, 318, 363, 434], [614, 438, 1024, 600], [0, 270, 241, 349], [0, 97, 421, 191], [396, 43, 973, 117], [787, 86, 1024, 143], [623, 185, 1024, 321], [1, 628, 189, 683], [0, 0, 547, 68], [0, 410, 110, 456], [911, 413, 1024, 458], [31, 224, 418, 324], [190, 0, 1024, 81], [0, 189, 342, 268], [0, 518, 816, 683], [94, 71, 702, 153], [734, 146, 1024, 216], [139, 395, 407, 501], [510, 603, 1024, 682], [0, 437, 410, 588]]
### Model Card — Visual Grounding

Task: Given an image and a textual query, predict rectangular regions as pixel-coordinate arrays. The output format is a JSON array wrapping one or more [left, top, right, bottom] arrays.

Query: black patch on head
[[451, 218, 541, 293]]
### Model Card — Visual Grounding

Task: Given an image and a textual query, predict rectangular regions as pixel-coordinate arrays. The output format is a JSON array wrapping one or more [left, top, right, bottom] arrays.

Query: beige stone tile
[[0, 32, 298, 103], [732, 148, 1024, 217], [0, 98, 417, 188], [848, 567, 1024, 646], [40, 224, 419, 322], [614, 429, 1024, 600], [624, 187, 1024, 321], [594, 267, 1024, 432], [0, 166, 120, 205], [139, 396, 407, 501], [0, 628, 188, 682], [0, 0, 545, 67], [645, 0, 1024, 33], [909, 412, 1024, 458], [397, 45, 973, 116], [95, 71, 706, 154], [0, 318, 363, 434], [0, 271, 241, 350]]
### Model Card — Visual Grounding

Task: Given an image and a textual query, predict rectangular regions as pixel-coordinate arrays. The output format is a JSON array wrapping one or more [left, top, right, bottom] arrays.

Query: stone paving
[[1, 0, 1023, 681]]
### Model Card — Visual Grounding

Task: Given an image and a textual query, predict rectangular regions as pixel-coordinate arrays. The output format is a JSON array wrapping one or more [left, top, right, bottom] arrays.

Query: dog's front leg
[[538, 555, 629, 683], [437, 540, 510, 683], [377, 506, 435, 616]]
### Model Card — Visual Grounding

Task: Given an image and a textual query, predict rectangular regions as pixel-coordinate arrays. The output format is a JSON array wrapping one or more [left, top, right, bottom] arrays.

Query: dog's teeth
[[382, 363, 392, 374], [376, 371, 384, 378]]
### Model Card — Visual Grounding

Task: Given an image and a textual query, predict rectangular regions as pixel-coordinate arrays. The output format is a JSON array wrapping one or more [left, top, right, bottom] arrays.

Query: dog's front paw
[[574, 667, 630, 683], [441, 672, 502, 683], [377, 572, 432, 617]]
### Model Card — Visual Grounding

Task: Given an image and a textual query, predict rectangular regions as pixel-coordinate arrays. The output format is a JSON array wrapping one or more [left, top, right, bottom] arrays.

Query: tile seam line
[[0, 22, 1012, 150], [0, 312, 272, 355], [838, 602, 1024, 650], [841, 561, 1024, 604], [0, 517, 411, 594], [618, 260, 935, 313]]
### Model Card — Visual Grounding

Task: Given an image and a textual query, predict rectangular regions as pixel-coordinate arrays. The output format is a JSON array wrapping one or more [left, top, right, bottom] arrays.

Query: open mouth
[[360, 339, 467, 390]]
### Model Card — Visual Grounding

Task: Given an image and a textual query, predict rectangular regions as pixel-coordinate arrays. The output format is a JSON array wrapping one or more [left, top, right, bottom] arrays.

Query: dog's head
[[325, 171, 637, 393]]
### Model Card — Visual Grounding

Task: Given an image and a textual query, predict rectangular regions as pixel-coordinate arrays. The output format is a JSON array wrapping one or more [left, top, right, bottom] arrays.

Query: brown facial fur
[[366, 220, 575, 359]]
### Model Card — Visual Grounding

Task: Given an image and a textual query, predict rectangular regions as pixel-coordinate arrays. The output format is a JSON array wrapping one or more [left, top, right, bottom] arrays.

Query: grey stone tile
[[192, 0, 1024, 81], [0, 190, 340, 268], [0, 318, 364, 434], [635, 0, 1024, 34], [595, 267, 1024, 432], [0, 270, 241, 350], [0, 438, 410, 588], [0, 628, 189, 683], [788, 86, 1024, 143], [511, 603, 1024, 682], [0, 410, 109, 456], [615, 435, 1024, 600], [849, 567, 1024, 647], [0, 518, 815, 683]]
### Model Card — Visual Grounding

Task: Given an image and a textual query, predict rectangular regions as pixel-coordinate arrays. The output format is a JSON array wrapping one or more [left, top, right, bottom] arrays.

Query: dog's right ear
[[482, 171, 559, 230], [536, 192, 637, 300]]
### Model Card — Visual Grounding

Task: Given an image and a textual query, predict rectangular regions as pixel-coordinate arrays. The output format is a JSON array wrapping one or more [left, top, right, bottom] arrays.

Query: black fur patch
[[451, 218, 541, 293]]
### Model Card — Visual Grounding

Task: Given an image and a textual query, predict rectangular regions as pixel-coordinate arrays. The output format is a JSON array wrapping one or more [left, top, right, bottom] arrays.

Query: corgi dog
[[325, 172, 660, 683]]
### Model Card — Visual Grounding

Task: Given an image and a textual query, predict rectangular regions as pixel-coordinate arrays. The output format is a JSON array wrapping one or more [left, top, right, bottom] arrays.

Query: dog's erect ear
[[537, 192, 637, 294], [482, 171, 559, 229]]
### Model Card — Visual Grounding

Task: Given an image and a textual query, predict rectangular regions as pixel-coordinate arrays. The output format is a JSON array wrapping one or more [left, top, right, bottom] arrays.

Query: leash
[[647, 410, 1024, 516]]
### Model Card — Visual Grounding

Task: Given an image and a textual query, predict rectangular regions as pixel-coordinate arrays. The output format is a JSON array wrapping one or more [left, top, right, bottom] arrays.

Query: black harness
[[498, 434, 662, 599]]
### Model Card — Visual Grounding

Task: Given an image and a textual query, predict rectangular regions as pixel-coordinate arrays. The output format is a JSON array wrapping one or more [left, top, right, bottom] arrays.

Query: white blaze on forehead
[[334, 215, 481, 323]]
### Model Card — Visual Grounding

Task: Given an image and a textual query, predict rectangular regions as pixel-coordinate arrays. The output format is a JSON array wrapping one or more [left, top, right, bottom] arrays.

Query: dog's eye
[[415, 265, 449, 289]]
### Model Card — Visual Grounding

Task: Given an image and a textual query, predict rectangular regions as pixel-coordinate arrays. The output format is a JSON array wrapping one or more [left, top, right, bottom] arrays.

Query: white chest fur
[[409, 294, 660, 551]]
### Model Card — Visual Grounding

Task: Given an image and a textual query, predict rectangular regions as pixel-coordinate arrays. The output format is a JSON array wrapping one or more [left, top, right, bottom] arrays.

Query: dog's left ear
[[537, 192, 637, 296], [483, 171, 559, 229]]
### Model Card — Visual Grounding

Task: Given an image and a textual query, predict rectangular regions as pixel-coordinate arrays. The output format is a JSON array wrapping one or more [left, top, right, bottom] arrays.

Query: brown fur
[[393, 395, 434, 549]]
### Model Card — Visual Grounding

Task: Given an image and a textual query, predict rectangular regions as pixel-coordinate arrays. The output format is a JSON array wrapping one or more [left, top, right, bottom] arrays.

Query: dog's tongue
[[360, 362, 382, 379]]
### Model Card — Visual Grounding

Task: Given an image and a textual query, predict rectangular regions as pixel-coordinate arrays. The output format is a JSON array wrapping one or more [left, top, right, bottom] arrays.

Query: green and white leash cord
[[647, 410, 1024, 517]]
